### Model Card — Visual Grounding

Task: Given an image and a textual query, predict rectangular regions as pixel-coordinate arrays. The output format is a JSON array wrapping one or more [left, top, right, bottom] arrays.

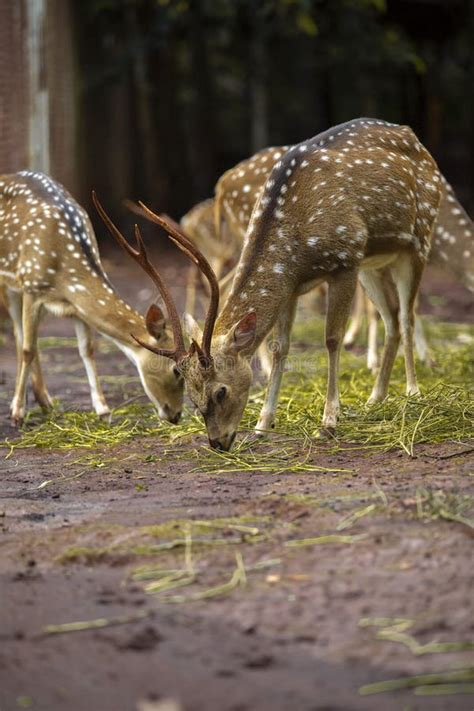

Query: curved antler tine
[[133, 223, 148, 259], [137, 201, 219, 359], [92, 191, 186, 361], [131, 334, 178, 359], [123, 198, 148, 221], [189, 338, 211, 369], [132, 222, 186, 358], [160, 213, 182, 233]]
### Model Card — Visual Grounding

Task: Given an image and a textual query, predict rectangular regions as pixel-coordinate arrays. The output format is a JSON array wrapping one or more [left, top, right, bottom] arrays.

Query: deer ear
[[225, 311, 257, 353], [145, 304, 166, 341], [184, 313, 203, 344]]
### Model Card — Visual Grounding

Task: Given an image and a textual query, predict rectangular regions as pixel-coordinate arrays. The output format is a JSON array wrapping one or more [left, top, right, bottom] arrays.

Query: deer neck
[[97, 302, 147, 351], [62, 279, 149, 363], [214, 261, 291, 354]]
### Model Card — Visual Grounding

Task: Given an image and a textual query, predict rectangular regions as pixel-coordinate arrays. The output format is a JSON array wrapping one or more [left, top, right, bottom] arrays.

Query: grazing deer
[[98, 118, 442, 451], [0, 171, 184, 425]]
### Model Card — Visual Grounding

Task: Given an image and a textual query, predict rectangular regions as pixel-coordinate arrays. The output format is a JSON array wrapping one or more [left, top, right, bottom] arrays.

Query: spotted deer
[[98, 118, 442, 451], [0, 171, 184, 425]]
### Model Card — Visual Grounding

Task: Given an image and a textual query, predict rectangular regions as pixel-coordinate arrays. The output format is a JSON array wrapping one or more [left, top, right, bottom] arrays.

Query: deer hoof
[[9, 399, 25, 427], [10, 412, 24, 427], [39, 395, 54, 412], [255, 421, 274, 434], [319, 426, 336, 440], [366, 392, 385, 406]]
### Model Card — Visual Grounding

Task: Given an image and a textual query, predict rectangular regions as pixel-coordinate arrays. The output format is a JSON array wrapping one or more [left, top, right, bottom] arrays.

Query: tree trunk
[[187, 2, 218, 199], [127, 5, 165, 205], [249, 11, 268, 152], [27, 0, 50, 173]]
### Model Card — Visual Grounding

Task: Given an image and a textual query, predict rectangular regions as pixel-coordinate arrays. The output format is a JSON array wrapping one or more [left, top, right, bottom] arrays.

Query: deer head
[[93, 194, 186, 423], [180, 310, 256, 450], [133, 303, 184, 423], [94, 195, 257, 450]]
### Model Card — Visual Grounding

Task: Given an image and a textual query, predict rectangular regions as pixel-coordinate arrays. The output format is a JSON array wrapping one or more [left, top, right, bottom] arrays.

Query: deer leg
[[255, 296, 297, 432], [343, 280, 365, 348], [414, 301, 431, 364], [5, 289, 53, 410], [74, 319, 110, 418], [257, 338, 273, 381], [366, 296, 380, 374], [359, 269, 399, 404], [390, 254, 424, 397], [4, 288, 23, 385], [322, 269, 358, 432], [31, 355, 53, 411], [414, 315, 428, 362], [30, 305, 53, 410], [10, 293, 42, 425]]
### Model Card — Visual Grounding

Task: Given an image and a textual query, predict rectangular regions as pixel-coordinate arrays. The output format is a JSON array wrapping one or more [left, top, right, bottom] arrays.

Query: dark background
[[1, 0, 473, 242], [77, 0, 474, 225]]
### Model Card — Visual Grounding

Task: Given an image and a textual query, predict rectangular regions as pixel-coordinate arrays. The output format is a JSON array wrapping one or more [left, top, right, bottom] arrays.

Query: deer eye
[[216, 386, 227, 403], [173, 366, 182, 380]]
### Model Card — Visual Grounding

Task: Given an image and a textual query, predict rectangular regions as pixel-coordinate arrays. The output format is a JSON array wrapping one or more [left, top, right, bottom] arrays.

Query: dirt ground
[[0, 256, 473, 711]]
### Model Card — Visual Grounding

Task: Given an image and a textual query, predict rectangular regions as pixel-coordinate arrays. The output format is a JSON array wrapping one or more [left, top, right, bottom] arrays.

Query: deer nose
[[163, 405, 181, 424], [209, 431, 236, 451]]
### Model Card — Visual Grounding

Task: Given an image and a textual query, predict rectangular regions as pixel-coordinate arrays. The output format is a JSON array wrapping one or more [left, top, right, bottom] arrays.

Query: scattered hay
[[359, 668, 474, 696], [359, 617, 474, 655], [414, 487, 473, 529], [2, 320, 473, 472], [57, 516, 270, 566], [161, 551, 247, 603], [358, 618, 474, 699], [414, 683, 474, 696], [42, 609, 152, 636], [336, 503, 378, 530], [285, 533, 368, 547]]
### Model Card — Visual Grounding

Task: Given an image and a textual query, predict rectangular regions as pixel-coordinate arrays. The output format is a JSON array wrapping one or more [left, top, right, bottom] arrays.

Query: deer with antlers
[[98, 118, 442, 451], [0, 171, 184, 425]]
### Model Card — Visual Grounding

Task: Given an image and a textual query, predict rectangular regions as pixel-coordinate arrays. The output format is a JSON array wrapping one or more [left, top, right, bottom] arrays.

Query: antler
[[92, 192, 187, 362], [136, 201, 220, 364]]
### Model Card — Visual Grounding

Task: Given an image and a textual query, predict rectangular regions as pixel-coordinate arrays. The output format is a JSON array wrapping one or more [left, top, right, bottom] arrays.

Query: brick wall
[[46, 0, 78, 195], [0, 0, 29, 173], [0, 0, 77, 194]]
